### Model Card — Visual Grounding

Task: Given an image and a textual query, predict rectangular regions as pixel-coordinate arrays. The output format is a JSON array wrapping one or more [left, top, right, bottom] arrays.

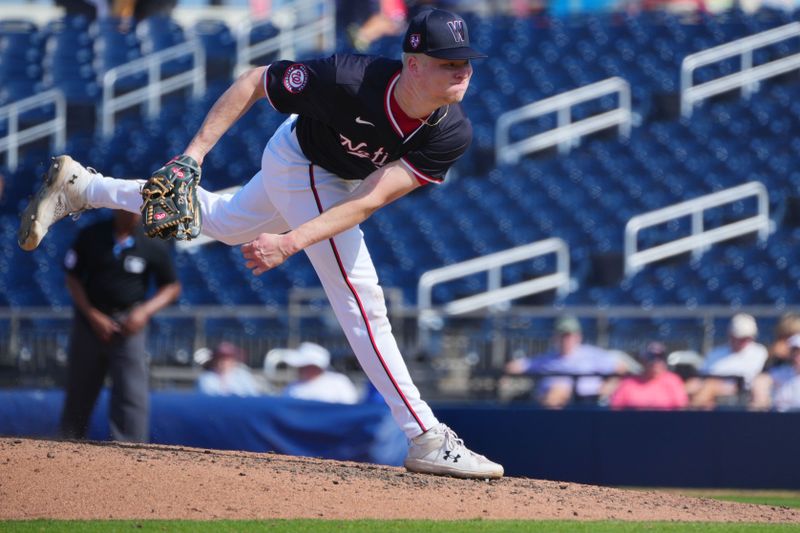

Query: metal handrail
[[0, 90, 66, 170], [235, 0, 335, 73], [624, 182, 771, 277], [101, 40, 206, 137], [418, 238, 570, 324], [681, 22, 800, 117], [496, 77, 631, 164]]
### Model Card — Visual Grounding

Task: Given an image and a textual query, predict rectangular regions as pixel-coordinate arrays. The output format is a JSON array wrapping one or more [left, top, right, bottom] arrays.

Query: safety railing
[[417, 238, 570, 327], [4, 304, 790, 390], [681, 22, 800, 117], [496, 77, 631, 164], [235, 0, 335, 73], [0, 90, 66, 171], [624, 182, 771, 277], [101, 40, 206, 137], [287, 287, 405, 348]]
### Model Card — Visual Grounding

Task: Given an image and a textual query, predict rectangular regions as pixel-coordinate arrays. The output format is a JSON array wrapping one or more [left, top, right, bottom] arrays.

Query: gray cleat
[[18, 155, 94, 251]]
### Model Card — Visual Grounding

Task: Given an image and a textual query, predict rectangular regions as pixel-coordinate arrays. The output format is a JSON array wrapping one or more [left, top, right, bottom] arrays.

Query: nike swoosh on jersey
[[355, 116, 375, 127]]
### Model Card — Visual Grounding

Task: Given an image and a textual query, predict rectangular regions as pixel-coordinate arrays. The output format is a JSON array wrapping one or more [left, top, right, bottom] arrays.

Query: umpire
[[60, 209, 181, 442]]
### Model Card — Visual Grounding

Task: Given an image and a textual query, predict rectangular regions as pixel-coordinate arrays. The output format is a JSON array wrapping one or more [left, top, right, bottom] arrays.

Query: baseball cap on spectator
[[555, 316, 581, 335], [788, 333, 800, 350], [402, 8, 487, 60], [283, 342, 330, 369], [639, 341, 667, 363], [729, 313, 758, 339]]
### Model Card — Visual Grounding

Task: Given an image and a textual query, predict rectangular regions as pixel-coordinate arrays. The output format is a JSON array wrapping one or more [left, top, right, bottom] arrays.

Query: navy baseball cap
[[639, 341, 667, 363], [402, 8, 486, 60]]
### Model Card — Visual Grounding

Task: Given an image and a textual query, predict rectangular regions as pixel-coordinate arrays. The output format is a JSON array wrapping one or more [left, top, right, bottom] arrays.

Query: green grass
[[2, 521, 799, 532], [6, 491, 800, 532], [705, 495, 800, 509], [675, 490, 800, 509]]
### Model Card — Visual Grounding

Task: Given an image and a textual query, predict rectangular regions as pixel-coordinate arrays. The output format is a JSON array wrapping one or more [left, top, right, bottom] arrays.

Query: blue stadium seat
[[91, 18, 142, 79], [2, 7, 800, 320], [135, 15, 185, 54], [192, 19, 235, 81]]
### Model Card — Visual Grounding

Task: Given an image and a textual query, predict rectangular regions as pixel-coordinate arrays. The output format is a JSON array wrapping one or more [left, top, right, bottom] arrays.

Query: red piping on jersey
[[400, 157, 443, 184], [384, 71, 404, 137], [384, 71, 428, 141], [307, 164, 427, 433], [384, 71, 442, 185]]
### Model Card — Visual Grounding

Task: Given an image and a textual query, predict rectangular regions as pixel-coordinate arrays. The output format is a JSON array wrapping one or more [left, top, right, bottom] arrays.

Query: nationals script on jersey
[[263, 54, 472, 185]]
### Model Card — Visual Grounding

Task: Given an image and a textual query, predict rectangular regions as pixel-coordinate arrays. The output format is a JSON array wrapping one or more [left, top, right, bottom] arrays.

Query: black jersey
[[64, 219, 177, 314], [264, 54, 472, 184]]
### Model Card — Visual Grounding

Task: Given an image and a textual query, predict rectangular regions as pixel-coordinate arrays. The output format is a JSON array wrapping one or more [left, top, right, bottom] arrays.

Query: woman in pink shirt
[[610, 342, 689, 410]]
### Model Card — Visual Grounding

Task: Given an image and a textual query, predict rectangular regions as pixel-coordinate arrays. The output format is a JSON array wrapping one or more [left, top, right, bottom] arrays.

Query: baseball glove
[[141, 155, 202, 240]]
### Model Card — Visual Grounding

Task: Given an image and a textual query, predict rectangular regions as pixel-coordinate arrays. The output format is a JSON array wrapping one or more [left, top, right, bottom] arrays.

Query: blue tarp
[[4, 389, 800, 488], [0, 389, 408, 466]]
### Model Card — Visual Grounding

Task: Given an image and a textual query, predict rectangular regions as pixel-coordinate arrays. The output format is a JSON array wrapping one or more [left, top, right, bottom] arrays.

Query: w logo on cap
[[446, 20, 465, 43]]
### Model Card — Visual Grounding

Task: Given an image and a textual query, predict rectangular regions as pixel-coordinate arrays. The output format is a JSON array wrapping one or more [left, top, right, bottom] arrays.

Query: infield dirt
[[1, 437, 798, 522]]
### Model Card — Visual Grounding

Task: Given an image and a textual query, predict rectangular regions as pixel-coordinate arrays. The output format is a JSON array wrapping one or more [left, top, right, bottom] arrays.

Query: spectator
[[261, 347, 297, 394], [282, 342, 360, 404], [111, 0, 176, 20], [347, 0, 408, 52], [751, 333, 800, 411], [609, 341, 688, 410], [505, 316, 627, 408], [197, 341, 261, 397], [60, 209, 181, 442], [55, 0, 108, 19], [764, 312, 800, 371], [689, 313, 768, 409]]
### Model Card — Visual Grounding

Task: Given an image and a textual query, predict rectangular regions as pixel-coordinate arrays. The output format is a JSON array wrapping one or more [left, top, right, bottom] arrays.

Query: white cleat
[[404, 423, 504, 479], [18, 155, 95, 251]]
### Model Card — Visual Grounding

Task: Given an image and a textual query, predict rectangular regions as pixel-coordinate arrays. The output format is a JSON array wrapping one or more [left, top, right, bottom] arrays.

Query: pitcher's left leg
[[304, 226, 439, 438], [264, 163, 438, 438]]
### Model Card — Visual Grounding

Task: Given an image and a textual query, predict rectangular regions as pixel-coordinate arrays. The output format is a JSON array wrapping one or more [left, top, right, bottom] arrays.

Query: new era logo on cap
[[402, 8, 486, 60]]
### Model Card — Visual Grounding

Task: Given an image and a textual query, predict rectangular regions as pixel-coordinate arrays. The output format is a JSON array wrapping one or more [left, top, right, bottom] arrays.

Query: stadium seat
[[2, 6, 800, 350]]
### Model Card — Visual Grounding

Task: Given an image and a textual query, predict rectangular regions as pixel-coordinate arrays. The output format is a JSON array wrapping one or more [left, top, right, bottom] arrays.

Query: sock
[[86, 175, 145, 213]]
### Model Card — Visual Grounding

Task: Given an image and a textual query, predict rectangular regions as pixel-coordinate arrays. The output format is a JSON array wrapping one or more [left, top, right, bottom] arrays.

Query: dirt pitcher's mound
[[1, 437, 798, 522]]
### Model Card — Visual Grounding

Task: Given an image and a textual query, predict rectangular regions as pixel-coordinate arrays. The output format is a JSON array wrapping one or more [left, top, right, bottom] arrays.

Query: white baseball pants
[[86, 116, 438, 439]]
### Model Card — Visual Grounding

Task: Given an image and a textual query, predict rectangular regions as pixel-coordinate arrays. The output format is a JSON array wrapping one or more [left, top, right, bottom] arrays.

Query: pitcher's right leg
[[19, 155, 289, 250], [195, 171, 290, 245]]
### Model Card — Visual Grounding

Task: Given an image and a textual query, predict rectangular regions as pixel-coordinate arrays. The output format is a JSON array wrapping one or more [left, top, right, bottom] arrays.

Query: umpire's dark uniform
[[60, 213, 179, 442]]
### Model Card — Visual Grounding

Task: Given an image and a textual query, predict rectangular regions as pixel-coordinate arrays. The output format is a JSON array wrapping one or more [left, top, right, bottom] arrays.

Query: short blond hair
[[775, 312, 800, 339]]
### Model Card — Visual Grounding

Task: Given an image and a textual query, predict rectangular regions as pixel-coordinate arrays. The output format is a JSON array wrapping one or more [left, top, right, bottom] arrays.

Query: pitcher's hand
[[242, 233, 294, 275]]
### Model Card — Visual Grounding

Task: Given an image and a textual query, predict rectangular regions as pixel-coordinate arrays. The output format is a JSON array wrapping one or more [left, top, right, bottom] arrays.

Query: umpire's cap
[[403, 8, 486, 60]]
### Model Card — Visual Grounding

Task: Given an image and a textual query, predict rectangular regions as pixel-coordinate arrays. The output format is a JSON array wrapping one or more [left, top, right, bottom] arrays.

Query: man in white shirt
[[282, 342, 360, 405], [691, 313, 768, 408]]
